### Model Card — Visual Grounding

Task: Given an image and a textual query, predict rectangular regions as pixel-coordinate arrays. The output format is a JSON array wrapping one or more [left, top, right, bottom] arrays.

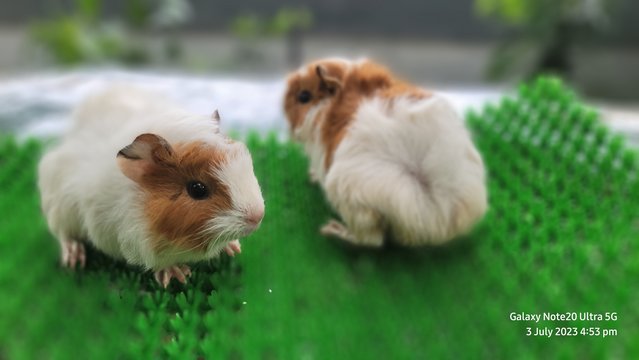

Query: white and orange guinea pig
[[283, 58, 487, 247], [38, 86, 264, 287]]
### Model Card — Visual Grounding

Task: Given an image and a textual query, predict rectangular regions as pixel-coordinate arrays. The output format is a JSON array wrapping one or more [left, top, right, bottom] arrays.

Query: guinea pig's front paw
[[154, 265, 192, 288], [224, 239, 241, 257], [60, 239, 86, 269]]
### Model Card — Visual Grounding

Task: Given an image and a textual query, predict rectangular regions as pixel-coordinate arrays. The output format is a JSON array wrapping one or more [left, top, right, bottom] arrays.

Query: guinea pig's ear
[[316, 65, 343, 95], [116, 133, 175, 183], [212, 110, 221, 133]]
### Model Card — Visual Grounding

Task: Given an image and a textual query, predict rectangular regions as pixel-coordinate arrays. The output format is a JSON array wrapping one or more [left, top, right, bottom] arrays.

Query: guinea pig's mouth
[[239, 222, 260, 237], [202, 212, 262, 248]]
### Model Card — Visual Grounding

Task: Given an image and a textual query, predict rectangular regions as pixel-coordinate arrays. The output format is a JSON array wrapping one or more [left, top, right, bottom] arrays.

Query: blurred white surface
[[0, 70, 285, 139]]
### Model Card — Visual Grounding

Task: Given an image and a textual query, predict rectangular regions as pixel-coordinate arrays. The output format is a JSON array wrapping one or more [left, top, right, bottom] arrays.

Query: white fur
[[296, 66, 310, 78], [316, 95, 487, 246], [38, 85, 264, 270], [214, 145, 264, 216], [202, 145, 266, 254]]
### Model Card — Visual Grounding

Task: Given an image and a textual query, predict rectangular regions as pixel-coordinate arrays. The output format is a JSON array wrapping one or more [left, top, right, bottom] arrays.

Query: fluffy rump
[[325, 96, 487, 245]]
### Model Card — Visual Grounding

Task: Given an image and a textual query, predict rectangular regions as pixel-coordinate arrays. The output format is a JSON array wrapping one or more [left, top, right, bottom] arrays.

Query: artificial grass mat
[[0, 77, 638, 359]]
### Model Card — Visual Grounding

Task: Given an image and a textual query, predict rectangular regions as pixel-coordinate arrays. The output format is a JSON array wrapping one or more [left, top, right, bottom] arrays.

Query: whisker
[[162, 237, 210, 257]]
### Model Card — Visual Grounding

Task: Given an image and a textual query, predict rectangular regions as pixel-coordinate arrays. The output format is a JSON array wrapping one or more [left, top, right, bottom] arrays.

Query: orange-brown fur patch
[[284, 60, 432, 170], [138, 141, 232, 254], [283, 61, 348, 131]]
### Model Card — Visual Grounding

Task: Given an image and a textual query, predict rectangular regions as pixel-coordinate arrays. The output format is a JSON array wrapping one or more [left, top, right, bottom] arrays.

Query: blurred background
[[0, 0, 637, 140]]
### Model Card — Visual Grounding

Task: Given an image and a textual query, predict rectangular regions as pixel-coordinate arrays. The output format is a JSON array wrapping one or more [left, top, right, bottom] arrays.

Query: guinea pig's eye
[[297, 90, 312, 104], [186, 181, 209, 200]]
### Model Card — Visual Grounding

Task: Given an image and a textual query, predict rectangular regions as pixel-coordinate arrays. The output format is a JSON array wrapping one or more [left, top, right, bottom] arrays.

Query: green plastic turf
[[0, 77, 638, 359]]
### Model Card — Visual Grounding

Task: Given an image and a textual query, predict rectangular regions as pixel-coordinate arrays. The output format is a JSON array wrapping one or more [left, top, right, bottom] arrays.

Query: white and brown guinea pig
[[283, 58, 487, 247], [38, 85, 264, 287]]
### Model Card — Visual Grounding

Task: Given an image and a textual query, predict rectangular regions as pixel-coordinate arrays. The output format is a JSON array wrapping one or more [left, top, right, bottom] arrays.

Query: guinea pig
[[38, 85, 265, 287], [283, 58, 487, 247]]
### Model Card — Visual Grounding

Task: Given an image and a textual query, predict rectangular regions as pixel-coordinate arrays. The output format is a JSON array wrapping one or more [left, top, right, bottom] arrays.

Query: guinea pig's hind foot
[[308, 169, 320, 184], [60, 239, 86, 269], [154, 265, 192, 288], [224, 240, 241, 257], [320, 219, 384, 247]]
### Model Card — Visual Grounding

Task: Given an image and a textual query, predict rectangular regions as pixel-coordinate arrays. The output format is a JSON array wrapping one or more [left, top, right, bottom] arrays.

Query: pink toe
[[173, 267, 187, 284], [225, 246, 235, 257], [162, 271, 171, 288]]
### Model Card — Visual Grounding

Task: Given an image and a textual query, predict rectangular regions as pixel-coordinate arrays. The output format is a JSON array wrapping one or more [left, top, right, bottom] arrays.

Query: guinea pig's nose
[[244, 208, 264, 227]]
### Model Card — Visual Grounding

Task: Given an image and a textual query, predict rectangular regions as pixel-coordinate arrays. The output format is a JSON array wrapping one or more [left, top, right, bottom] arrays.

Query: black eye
[[186, 181, 209, 200], [297, 90, 312, 104]]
